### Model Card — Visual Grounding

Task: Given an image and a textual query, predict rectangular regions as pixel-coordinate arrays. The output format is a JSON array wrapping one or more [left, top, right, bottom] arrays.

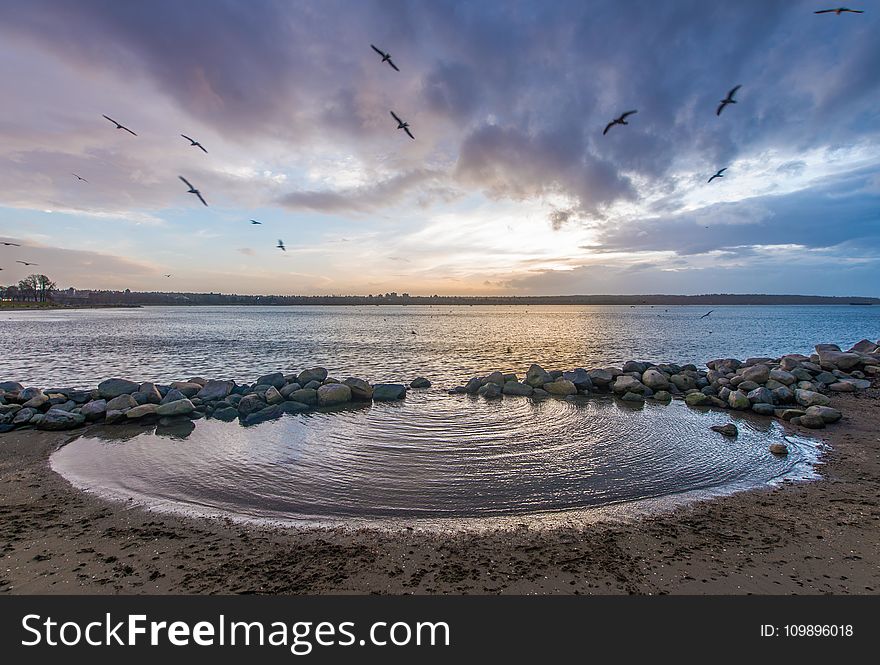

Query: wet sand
[[2, 392, 878, 595]]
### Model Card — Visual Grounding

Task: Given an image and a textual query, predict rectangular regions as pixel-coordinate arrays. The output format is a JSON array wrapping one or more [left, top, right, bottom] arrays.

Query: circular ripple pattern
[[51, 392, 822, 526]]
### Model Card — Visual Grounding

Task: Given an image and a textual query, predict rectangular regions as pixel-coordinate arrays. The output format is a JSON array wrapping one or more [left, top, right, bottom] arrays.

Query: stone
[[477, 383, 502, 398], [317, 384, 352, 406], [669, 374, 697, 392], [747, 387, 774, 405], [849, 339, 879, 354], [160, 388, 188, 404], [685, 392, 711, 407], [562, 369, 593, 390], [98, 378, 140, 399], [805, 405, 842, 423], [795, 389, 831, 408], [740, 364, 770, 384], [525, 364, 552, 387], [196, 380, 234, 402], [751, 403, 776, 416], [482, 371, 505, 386], [799, 413, 826, 429], [623, 360, 648, 374], [779, 409, 806, 421], [344, 378, 374, 400], [22, 393, 49, 409], [289, 389, 318, 406], [279, 401, 311, 415], [502, 381, 533, 396], [772, 386, 795, 404], [265, 386, 284, 404], [828, 382, 855, 393], [297, 367, 329, 385], [621, 391, 645, 403], [814, 371, 839, 385], [373, 384, 407, 401], [652, 390, 672, 402], [410, 377, 431, 389], [587, 369, 613, 387], [0, 424, 15, 433], [612, 375, 646, 395], [710, 423, 738, 437], [106, 394, 137, 411], [0, 381, 23, 393], [840, 378, 871, 390], [531, 389, 549, 398], [769, 443, 788, 455], [169, 381, 202, 398], [769, 369, 796, 385], [464, 378, 482, 394], [256, 372, 285, 389], [728, 391, 751, 410], [13, 408, 38, 424], [138, 382, 163, 404], [212, 406, 240, 422], [237, 394, 267, 415], [37, 409, 85, 431], [816, 348, 862, 370], [126, 404, 158, 419], [543, 379, 577, 396], [641, 369, 669, 390], [280, 383, 303, 399], [155, 399, 195, 417], [244, 405, 284, 425], [80, 399, 107, 419]]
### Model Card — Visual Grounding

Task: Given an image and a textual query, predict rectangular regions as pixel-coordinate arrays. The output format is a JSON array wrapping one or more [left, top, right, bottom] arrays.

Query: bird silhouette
[[390, 111, 415, 139], [72, 173, 88, 183], [178, 176, 207, 206], [716, 85, 741, 116], [603, 110, 637, 135], [16, 260, 38, 266], [277, 239, 286, 251], [181, 134, 208, 153], [102, 114, 137, 136], [707, 167, 727, 183], [2, 242, 21, 246], [814, 8, 864, 14], [164, 274, 172, 278], [370, 45, 399, 71], [250, 219, 262, 225], [699, 310, 714, 319]]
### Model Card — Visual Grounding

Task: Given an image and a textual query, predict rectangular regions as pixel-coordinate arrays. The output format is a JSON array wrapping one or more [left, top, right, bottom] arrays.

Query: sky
[[0, 0, 878, 296]]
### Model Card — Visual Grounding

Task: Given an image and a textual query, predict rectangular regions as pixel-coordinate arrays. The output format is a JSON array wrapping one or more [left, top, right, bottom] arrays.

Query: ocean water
[[1, 304, 878, 388]]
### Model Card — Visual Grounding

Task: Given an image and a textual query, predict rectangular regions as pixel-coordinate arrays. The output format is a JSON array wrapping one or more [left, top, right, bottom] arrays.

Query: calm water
[[1, 304, 878, 388], [51, 393, 822, 527]]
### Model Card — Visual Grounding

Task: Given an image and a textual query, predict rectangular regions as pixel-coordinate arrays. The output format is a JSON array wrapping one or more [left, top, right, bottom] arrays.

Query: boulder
[[477, 383, 502, 399], [344, 378, 374, 400], [155, 399, 195, 417], [137, 382, 163, 404], [98, 378, 140, 399], [80, 399, 107, 420], [126, 404, 158, 419], [795, 389, 831, 408], [805, 405, 842, 424], [317, 384, 352, 406], [728, 391, 750, 410], [237, 394, 267, 415], [244, 405, 284, 426], [289, 388, 318, 406], [502, 381, 533, 396], [849, 339, 879, 354], [669, 374, 697, 392], [37, 409, 85, 431], [265, 386, 284, 405], [799, 413, 826, 429], [612, 375, 646, 395], [828, 382, 855, 393], [685, 392, 711, 407], [780, 409, 806, 421], [482, 371, 505, 386], [710, 423, 738, 437], [464, 378, 483, 394], [280, 383, 303, 399], [410, 377, 431, 389], [751, 403, 776, 416], [373, 384, 407, 401], [746, 387, 774, 405], [562, 369, 593, 390], [768, 369, 796, 386], [769, 443, 789, 455], [105, 394, 138, 411], [13, 408, 38, 424], [0, 381, 23, 393], [652, 390, 672, 402], [740, 364, 770, 384], [772, 386, 795, 404], [623, 360, 648, 374], [544, 379, 577, 396], [212, 406, 240, 422], [256, 372, 285, 389], [22, 393, 49, 409], [587, 369, 614, 387], [621, 391, 645, 403], [196, 380, 234, 402], [297, 367, 329, 385], [525, 364, 552, 387], [169, 381, 202, 398], [160, 388, 188, 404], [641, 369, 669, 390]]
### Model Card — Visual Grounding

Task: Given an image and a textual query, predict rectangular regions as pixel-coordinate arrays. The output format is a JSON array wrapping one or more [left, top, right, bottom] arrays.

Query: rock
[[623, 360, 648, 374], [612, 375, 646, 395], [196, 379, 234, 402], [795, 389, 831, 408], [531, 388, 549, 398], [464, 378, 483, 394], [98, 378, 140, 399], [799, 413, 826, 429], [126, 404, 158, 419], [169, 381, 202, 398], [817, 348, 862, 370], [137, 382, 163, 404], [106, 394, 138, 411], [289, 389, 318, 406], [769, 443, 788, 455], [740, 364, 770, 384], [37, 409, 85, 431], [728, 391, 751, 410], [541, 379, 575, 396], [746, 387, 774, 405], [0, 381, 23, 393], [155, 399, 195, 417], [317, 384, 352, 406], [621, 391, 645, 403], [562, 369, 593, 390], [13, 408, 38, 424], [279, 401, 310, 415], [839, 378, 871, 390], [737, 380, 760, 392], [587, 369, 613, 387], [769, 369, 796, 385], [805, 405, 842, 423], [814, 371, 838, 385], [641, 369, 669, 390], [710, 423, 738, 437], [237, 394, 267, 415], [80, 399, 107, 420], [212, 406, 239, 422], [502, 373, 518, 383], [373, 384, 407, 401], [265, 386, 284, 405], [828, 382, 855, 393], [280, 383, 303, 399], [410, 377, 431, 389], [482, 371, 505, 386], [0, 424, 15, 433], [669, 374, 697, 392], [341, 378, 372, 400], [297, 367, 329, 385], [685, 392, 711, 407], [772, 386, 795, 404], [502, 381, 533, 396], [256, 372, 285, 389], [477, 383, 502, 399], [22, 393, 49, 409], [849, 339, 879, 354], [780, 409, 806, 421], [160, 388, 188, 404], [244, 405, 284, 425], [652, 390, 672, 402], [751, 403, 776, 416], [525, 364, 552, 387]]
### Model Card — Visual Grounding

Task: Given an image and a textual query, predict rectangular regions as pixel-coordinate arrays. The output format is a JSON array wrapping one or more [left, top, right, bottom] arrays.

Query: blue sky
[[0, 0, 878, 296]]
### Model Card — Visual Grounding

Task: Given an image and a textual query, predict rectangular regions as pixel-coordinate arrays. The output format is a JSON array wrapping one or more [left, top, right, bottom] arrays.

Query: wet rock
[[728, 391, 751, 410], [155, 398, 195, 417], [373, 384, 407, 401], [482, 371, 505, 386], [98, 378, 140, 399], [279, 401, 310, 415], [196, 379, 234, 402], [740, 364, 770, 384], [212, 406, 239, 422], [502, 381, 533, 396], [669, 374, 697, 392], [0, 381, 23, 393], [525, 364, 552, 387], [780, 409, 806, 421], [587, 369, 613, 387], [685, 392, 711, 407], [463, 377, 483, 394], [105, 394, 137, 411], [0, 424, 15, 433], [799, 413, 826, 429], [710, 423, 738, 437], [621, 391, 645, 403], [477, 383, 502, 399], [531, 388, 549, 398], [280, 383, 303, 399], [297, 367, 329, 385], [256, 372, 285, 389], [126, 404, 158, 419], [652, 390, 671, 402], [746, 387, 774, 405], [169, 381, 202, 398], [37, 409, 85, 431], [244, 405, 284, 425], [751, 403, 776, 416], [562, 369, 593, 390], [289, 388, 318, 406], [265, 386, 284, 405], [317, 384, 352, 406], [805, 405, 842, 423], [641, 368, 669, 390], [795, 389, 831, 408], [80, 399, 107, 420], [544, 379, 577, 396], [769, 443, 788, 455], [410, 377, 431, 389], [237, 394, 267, 415], [160, 388, 188, 404], [344, 377, 374, 400], [612, 375, 646, 395], [13, 408, 38, 424]]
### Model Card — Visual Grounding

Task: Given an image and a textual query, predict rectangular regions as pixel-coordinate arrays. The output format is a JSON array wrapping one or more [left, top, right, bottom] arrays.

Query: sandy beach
[[1, 391, 877, 595]]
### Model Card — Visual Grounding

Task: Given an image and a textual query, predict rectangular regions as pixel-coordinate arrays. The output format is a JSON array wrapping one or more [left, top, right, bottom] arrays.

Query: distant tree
[[18, 275, 39, 302], [36, 275, 57, 302]]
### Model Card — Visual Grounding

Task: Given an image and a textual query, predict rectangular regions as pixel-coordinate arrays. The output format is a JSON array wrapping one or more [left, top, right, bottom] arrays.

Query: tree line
[[0, 274, 57, 302]]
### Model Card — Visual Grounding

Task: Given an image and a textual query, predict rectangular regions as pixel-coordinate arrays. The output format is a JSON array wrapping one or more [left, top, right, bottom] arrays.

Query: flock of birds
[[0, 7, 867, 283]]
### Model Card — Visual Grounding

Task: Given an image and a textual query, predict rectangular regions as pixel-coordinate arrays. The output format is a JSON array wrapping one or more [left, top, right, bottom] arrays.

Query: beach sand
[[2, 392, 878, 595]]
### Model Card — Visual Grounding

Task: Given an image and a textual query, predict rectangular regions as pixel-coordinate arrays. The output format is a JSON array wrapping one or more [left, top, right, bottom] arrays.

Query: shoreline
[[2, 390, 878, 595]]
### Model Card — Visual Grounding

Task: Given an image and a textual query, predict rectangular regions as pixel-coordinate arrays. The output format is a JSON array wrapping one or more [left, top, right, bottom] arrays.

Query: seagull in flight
[[102, 114, 137, 136], [72, 173, 88, 183], [178, 176, 207, 206], [1, 242, 21, 246], [707, 167, 727, 183], [699, 310, 714, 319], [16, 260, 38, 266], [814, 8, 864, 14], [277, 239, 286, 251], [390, 111, 415, 139], [603, 110, 637, 135], [250, 219, 262, 225], [181, 134, 208, 153], [371, 45, 399, 71], [716, 85, 741, 116], [164, 274, 172, 278]]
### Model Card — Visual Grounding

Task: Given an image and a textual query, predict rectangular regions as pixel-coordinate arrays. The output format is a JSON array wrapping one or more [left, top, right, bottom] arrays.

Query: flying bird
[[72, 173, 88, 183], [277, 239, 286, 251], [250, 219, 262, 225], [699, 310, 714, 319], [603, 110, 637, 135], [707, 167, 727, 183], [178, 176, 207, 206], [716, 85, 741, 116], [390, 111, 415, 139], [164, 274, 172, 278], [1, 242, 21, 246], [102, 114, 137, 136], [370, 45, 399, 71], [16, 260, 38, 266], [181, 134, 208, 153], [814, 8, 864, 14]]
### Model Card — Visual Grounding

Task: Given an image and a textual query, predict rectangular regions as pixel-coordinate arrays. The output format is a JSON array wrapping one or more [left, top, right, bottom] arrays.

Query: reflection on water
[[3, 304, 879, 388], [51, 392, 823, 528]]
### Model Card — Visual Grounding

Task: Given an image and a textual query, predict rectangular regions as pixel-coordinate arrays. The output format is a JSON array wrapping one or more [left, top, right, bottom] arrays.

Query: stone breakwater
[[0, 369, 431, 433]]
